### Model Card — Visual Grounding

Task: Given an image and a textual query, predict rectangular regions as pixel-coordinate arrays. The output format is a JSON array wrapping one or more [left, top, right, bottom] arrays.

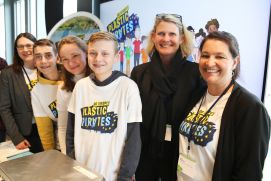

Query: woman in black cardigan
[[178, 31, 270, 181], [131, 14, 205, 181]]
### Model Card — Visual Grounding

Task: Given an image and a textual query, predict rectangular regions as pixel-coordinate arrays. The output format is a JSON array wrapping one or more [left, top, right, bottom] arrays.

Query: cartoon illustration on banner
[[107, 6, 149, 76]]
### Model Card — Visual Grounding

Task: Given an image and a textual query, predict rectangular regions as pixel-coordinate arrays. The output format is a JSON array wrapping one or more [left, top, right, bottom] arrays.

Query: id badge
[[164, 124, 172, 141], [177, 153, 196, 179]]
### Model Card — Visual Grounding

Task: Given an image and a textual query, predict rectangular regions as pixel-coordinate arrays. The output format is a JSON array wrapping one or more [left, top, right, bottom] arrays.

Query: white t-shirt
[[57, 73, 85, 154], [31, 74, 62, 149], [56, 83, 72, 154], [68, 76, 142, 181], [178, 91, 231, 181], [31, 75, 60, 121]]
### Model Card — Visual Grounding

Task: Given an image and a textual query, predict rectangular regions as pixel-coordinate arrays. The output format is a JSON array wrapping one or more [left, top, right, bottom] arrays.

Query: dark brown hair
[[199, 31, 240, 80], [33, 39, 57, 54], [12, 32, 37, 74], [205, 19, 220, 30]]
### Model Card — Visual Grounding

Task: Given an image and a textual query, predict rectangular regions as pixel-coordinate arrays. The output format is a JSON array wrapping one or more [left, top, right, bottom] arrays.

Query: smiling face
[[59, 43, 87, 75], [16, 37, 35, 68], [34, 46, 57, 76], [207, 24, 218, 33], [152, 21, 183, 62], [88, 40, 118, 82], [199, 39, 239, 93]]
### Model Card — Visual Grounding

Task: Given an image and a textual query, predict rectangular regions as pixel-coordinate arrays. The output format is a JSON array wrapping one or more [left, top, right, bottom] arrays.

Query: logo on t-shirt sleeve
[[80, 101, 118, 133], [48, 100, 58, 118]]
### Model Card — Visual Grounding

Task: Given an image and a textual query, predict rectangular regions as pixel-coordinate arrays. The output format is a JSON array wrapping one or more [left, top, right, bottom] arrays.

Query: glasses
[[156, 13, 182, 22], [17, 44, 33, 50]]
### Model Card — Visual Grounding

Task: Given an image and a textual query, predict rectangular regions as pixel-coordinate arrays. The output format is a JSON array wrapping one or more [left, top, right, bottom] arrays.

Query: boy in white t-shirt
[[67, 32, 142, 181], [32, 39, 61, 150]]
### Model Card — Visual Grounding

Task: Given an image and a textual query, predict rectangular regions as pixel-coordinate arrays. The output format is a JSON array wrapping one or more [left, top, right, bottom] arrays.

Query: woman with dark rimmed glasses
[[0, 32, 43, 153], [131, 14, 205, 180]]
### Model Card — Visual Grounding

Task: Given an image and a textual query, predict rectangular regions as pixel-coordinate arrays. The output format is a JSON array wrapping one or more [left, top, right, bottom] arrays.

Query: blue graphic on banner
[[107, 6, 139, 42]]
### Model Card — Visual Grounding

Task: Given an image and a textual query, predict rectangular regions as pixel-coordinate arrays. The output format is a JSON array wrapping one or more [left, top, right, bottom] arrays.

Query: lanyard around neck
[[22, 66, 34, 89], [187, 80, 234, 152]]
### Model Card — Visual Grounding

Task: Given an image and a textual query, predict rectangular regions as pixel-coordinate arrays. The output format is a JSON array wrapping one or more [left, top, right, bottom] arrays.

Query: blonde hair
[[87, 31, 119, 54], [146, 14, 193, 58]]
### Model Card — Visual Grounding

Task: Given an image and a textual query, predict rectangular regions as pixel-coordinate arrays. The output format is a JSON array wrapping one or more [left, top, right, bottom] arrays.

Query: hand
[[16, 139, 31, 150]]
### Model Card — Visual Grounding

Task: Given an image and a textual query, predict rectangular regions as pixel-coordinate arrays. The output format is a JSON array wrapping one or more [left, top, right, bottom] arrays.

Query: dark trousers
[[0, 130, 5, 142], [0, 118, 6, 142], [135, 141, 176, 181], [24, 124, 43, 153]]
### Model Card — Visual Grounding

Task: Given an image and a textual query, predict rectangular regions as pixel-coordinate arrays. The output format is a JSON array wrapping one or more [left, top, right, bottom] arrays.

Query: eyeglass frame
[[156, 13, 182, 23], [16, 44, 34, 50]]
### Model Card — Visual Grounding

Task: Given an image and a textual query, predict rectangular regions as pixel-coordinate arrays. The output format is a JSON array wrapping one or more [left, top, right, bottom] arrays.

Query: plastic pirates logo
[[80, 101, 118, 133], [48, 100, 58, 118], [179, 110, 216, 146], [107, 6, 140, 42]]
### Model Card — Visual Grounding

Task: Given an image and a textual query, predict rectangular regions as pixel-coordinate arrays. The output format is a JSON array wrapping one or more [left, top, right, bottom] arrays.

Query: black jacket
[[0, 67, 33, 145], [131, 58, 205, 179], [184, 82, 270, 181], [213, 83, 270, 181], [131, 60, 204, 145]]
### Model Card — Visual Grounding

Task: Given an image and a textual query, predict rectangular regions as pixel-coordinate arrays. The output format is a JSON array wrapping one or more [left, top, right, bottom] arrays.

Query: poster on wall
[[47, 11, 105, 43], [106, 5, 148, 76], [100, 0, 270, 99]]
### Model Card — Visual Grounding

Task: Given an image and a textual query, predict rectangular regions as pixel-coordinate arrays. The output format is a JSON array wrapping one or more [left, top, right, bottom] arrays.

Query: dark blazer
[[0, 66, 34, 145], [131, 61, 205, 148], [183, 82, 270, 181], [0, 58, 7, 132], [131, 60, 206, 179], [212, 83, 270, 181]]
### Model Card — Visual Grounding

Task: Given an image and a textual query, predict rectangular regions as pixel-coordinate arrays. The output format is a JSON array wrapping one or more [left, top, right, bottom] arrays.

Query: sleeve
[[126, 81, 142, 123], [0, 70, 24, 145], [67, 86, 76, 114], [66, 112, 75, 159], [233, 97, 270, 180], [31, 86, 55, 150], [66, 87, 77, 158], [35, 117, 55, 150], [117, 80, 142, 180], [57, 87, 68, 154], [117, 122, 141, 181]]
